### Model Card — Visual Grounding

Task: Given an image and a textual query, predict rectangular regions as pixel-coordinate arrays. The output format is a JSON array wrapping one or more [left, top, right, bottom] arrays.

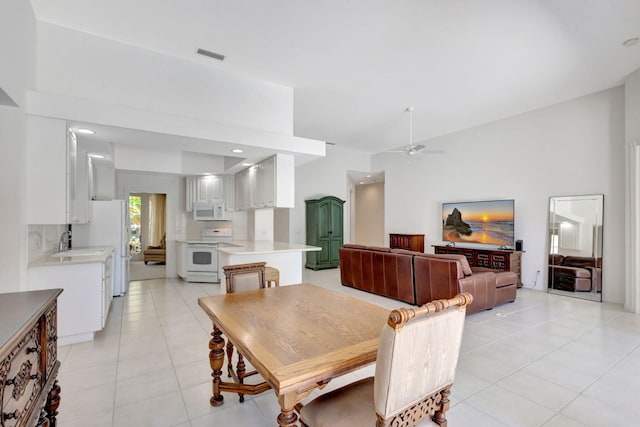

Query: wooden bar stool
[[264, 266, 280, 288]]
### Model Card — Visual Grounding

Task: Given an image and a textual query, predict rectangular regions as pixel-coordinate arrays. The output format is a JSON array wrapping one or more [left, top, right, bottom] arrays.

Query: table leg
[[277, 393, 299, 427], [209, 324, 225, 406], [226, 341, 234, 378]]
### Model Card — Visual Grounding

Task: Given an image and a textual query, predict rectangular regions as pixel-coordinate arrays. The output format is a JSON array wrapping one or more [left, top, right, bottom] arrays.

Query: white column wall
[[373, 87, 626, 303], [0, 0, 36, 292], [625, 69, 640, 313]]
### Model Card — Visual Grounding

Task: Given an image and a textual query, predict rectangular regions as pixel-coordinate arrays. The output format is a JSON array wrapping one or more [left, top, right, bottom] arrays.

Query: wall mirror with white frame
[[547, 194, 603, 302]]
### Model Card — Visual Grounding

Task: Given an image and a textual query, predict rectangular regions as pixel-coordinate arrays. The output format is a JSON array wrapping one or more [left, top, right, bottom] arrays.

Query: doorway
[[348, 171, 385, 246], [129, 193, 167, 280]]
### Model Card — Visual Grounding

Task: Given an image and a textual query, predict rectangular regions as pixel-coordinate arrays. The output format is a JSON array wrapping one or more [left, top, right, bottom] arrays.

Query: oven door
[[187, 245, 218, 272]]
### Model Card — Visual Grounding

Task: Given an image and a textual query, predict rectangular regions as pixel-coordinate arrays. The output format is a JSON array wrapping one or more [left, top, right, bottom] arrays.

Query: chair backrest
[[373, 293, 472, 420], [223, 262, 267, 293]]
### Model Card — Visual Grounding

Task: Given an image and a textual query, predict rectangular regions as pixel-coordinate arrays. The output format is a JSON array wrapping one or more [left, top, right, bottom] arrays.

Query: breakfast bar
[[216, 241, 321, 286]]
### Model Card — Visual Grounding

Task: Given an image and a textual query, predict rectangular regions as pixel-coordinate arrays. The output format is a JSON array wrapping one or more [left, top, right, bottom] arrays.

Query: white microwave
[[193, 201, 225, 221]]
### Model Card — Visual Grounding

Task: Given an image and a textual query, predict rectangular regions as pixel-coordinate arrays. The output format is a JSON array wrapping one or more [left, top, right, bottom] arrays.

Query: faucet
[[58, 230, 71, 252]]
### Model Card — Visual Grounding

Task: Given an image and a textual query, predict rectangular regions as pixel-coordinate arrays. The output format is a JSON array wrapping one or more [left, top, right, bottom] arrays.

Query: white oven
[[184, 228, 233, 283], [187, 244, 218, 273]]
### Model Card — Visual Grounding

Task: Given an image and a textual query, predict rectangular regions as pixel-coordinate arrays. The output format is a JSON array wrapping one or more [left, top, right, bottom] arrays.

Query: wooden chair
[[264, 266, 280, 288], [222, 262, 271, 402], [297, 293, 473, 427]]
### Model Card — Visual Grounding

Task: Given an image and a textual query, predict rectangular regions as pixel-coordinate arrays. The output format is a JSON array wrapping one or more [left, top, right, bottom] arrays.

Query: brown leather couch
[[548, 254, 602, 292], [339, 245, 415, 304], [339, 245, 517, 313]]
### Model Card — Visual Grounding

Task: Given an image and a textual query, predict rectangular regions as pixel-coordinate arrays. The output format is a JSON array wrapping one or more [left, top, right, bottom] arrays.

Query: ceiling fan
[[386, 107, 443, 156]]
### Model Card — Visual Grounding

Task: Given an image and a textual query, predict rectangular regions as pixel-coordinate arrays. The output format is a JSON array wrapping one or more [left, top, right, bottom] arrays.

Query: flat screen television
[[442, 199, 515, 247]]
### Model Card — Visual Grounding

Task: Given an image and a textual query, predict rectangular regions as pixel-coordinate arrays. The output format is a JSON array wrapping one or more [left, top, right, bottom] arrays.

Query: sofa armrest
[[459, 272, 496, 315]]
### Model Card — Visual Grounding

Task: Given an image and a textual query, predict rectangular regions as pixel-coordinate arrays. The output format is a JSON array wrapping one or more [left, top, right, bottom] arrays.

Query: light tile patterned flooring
[[56, 268, 640, 426]]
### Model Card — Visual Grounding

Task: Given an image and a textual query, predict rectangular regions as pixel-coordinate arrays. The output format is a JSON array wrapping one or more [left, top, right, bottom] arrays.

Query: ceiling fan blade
[[413, 144, 426, 151]]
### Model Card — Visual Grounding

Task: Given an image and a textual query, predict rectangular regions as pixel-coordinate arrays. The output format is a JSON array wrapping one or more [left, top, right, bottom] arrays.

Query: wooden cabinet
[[433, 245, 524, 287], [26, 116, 91, 224], [389, 234, 425, 252], [234, 154, 294, 210], [305, 196, 345, 270], [0, 289, 62, 427]]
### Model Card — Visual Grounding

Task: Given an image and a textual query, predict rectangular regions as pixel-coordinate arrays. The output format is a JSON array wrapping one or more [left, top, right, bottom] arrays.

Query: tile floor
[[56, 268, 640, 426]]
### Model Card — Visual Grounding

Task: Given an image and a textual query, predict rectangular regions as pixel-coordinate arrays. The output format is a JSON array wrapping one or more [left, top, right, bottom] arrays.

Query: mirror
[[547, 194, 603, 301]]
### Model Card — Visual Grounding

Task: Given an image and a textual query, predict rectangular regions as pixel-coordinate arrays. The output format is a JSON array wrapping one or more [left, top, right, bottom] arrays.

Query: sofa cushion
[[427, 254, 473, 276], [495, 271, 517, 288]]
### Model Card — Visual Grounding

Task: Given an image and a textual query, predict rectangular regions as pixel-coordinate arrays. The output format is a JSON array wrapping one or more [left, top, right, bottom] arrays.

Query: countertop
[[29, 246, 115, 267], [216, 240, 321, 255]]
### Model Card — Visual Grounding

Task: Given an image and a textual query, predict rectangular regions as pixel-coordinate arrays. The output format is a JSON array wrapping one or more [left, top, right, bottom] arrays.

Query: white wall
[[116, 172, 182, 277], [373, 87, 625, 303], [0, 0, 35, 292], [293, 146, 371, 247], [355, 182, 385, 246], [35, 22, 294, 135]]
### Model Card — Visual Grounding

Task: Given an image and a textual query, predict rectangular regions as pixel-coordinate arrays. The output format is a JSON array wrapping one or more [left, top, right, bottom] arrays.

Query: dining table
[[198, 283, 390, 426]]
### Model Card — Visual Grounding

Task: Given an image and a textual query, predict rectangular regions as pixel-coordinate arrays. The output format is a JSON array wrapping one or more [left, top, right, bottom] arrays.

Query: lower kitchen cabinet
[[28, 254, 113, 345]]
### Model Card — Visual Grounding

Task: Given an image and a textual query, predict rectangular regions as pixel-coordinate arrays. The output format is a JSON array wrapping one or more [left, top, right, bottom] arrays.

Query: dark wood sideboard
[[389, 234, 425, 253], [433, 245, 524, 287], [0, 289, 63, 427]]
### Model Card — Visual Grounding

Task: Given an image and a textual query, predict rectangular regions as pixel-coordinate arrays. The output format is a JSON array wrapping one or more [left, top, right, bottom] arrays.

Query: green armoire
[[305, 196, 345, 270]]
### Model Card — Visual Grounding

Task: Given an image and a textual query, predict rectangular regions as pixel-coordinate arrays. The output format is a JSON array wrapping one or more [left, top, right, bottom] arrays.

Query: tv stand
[[433, 245, 524, 287]]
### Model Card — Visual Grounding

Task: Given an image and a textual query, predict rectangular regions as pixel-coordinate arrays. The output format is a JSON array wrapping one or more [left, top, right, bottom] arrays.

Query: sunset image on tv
[[442, 200, 515, 246]]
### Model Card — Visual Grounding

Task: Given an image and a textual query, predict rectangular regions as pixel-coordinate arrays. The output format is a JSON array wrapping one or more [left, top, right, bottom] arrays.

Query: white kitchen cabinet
[[185, 175, 231, 213], [177, 242, 187, 278], [235, 168, 253, 210], [27, 253, 113, 345], [26, 116, 91, 224], [234, 154, 294, 210]]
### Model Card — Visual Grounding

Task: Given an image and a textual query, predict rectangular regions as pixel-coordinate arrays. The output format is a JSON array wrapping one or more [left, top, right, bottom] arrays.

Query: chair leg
[[237, 353, 246, 402], [432, 386, 451, 427]]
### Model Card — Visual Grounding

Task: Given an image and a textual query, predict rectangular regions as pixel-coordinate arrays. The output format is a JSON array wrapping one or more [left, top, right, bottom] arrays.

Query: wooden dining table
[[198, 283, 390, 427]]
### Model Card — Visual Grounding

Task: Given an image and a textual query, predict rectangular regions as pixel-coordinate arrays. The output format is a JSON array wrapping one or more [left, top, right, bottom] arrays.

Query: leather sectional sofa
[[339, 244, 517, 314], [548, 254, 602, 292]]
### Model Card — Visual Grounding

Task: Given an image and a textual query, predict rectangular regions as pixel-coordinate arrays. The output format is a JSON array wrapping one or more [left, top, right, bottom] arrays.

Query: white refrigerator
[[73, 200, 130, 296]]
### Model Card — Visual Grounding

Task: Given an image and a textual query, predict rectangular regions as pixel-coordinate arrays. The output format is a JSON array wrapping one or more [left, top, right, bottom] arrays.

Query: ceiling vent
[[196, 48, 225, 61]]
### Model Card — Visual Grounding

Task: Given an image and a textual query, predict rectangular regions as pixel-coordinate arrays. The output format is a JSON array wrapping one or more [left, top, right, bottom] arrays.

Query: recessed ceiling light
[[623, 37, 639, 47], [231, 149, 244, 154], [359, 181, 365, 184], [76, 128, 95, 135], [366, 174, 371, 178]]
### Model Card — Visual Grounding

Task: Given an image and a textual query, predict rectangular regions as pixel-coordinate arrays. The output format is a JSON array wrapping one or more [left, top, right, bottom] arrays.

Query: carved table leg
[[237, 353, 246, 402], [226, 341, 234, 378], [277, 393, 299, 427], [433, 386, 451, 427], [45, 380, 61, 427], [209, 324, 225, 406]]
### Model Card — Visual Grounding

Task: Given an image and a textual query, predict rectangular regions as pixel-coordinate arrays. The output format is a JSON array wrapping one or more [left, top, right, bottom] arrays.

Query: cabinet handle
[[328, 231, 333, 234], [3, 410, 19, 420]]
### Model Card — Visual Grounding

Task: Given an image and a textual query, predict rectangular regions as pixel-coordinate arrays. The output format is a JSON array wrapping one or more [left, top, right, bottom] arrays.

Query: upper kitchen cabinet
[[185, 175, 234, 219], [26, 116, 91, 224], [235, 154, 294, 210]]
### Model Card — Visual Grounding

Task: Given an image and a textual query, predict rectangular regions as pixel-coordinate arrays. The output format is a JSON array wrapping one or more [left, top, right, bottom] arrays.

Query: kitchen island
[[217, 241, 321, 286]]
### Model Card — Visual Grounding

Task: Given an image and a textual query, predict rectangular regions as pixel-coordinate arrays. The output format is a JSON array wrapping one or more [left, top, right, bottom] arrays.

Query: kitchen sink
[[50, 249, 105, 257]]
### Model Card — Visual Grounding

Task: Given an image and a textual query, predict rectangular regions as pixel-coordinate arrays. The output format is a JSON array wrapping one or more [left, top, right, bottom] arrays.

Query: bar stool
[[264, 266, 280, 288]]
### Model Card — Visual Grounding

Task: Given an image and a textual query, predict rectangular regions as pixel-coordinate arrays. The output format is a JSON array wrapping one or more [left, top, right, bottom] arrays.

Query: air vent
[[196, 48, 225, 61], [326, 141, 336, 146]]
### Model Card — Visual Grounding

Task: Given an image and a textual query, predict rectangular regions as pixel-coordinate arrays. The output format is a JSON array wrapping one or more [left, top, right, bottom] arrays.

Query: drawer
[[1, 324, 44, 427]]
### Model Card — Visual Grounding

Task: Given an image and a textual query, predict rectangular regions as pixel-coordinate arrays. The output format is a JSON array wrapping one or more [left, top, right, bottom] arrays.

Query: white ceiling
[[31, 0, 640, 155]]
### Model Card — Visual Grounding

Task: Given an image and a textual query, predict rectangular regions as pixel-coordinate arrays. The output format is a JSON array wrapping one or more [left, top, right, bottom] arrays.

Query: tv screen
[[442, 199, 515, 247]]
